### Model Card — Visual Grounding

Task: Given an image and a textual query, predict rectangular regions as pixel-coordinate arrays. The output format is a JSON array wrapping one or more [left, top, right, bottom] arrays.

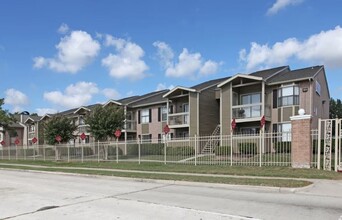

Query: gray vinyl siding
[[189, 92, 198, 136], [198, 87, 220, 135], [221, 84, 231, 135]]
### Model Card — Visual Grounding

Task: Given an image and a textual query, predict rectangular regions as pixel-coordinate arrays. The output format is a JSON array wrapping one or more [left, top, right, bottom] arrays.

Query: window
[[316, 81, 321, 96], [241, 93, 261, 105], [161, 107, 167, 121], [29, 125, 35, 132], [278, 123, 291, 141], [240, 127, 260, 134], [278, 86, 299, 107], [140, 109, 150, 124], [158, 106, 167, 122]]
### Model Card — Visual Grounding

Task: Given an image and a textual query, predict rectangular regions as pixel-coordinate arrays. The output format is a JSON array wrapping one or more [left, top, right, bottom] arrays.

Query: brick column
[[290, 114, 312, 168]]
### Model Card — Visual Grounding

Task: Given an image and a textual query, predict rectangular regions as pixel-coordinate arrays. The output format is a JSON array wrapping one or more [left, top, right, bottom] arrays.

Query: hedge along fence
[[125, 143, 194, 157]]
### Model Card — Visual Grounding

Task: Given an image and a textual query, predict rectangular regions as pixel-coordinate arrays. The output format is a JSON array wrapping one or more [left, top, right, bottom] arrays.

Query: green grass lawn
[[1, 159, 341, 180]]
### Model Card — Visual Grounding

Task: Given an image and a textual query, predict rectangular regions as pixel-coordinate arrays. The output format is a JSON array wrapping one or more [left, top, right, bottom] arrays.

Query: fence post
[[24, 145, 26, 160], [259, 131, 262, 167], [8, 146, 10, 160], [138, 137, 141, 165], [194, 135, 197, 166], [317, 119, 321, 169], [54, 145, 57, 161], [164, 137, 167, 165], [67, 145, 70, 162], [335, 119, 339, 172], [97, 140, 100, 163], [81, 143, 84, 163], [43, 145, 46, 161], [15, 144, 18, 160], [116, 138, 119, 164], [230, 132, 233, 166]]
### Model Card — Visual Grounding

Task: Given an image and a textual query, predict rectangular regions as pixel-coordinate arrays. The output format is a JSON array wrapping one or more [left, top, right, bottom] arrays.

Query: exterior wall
[[3, 127, 24, 147], [220, 83, 231, 135], [311, 68, 330, 129], [198, 87, 220, 135], [189, 92, 198, 136], [136, 104, 169, 140]]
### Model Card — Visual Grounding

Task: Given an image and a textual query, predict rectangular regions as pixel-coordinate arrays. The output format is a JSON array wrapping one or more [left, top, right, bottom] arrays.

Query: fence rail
[[0, 132, 298, 167]]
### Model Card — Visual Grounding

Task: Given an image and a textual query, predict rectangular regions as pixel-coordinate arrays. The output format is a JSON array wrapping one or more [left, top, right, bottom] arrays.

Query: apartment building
[[218, 65, 329, 135], [14, 64, 328, 146]]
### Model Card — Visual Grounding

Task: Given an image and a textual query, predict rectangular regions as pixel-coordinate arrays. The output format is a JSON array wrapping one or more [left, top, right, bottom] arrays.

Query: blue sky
[[1, 0, 342, 115]]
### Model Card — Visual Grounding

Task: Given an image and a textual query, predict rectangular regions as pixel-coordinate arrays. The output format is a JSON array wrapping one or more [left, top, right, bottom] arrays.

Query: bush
[[140, 143, 164, 155], [239, 143, 258, 155], [166, 146, 194, 156], [127, 144, 139, 156], [107, 146, 123, 156], [215, 146, 231, 156], [275, 142, 291, 153]]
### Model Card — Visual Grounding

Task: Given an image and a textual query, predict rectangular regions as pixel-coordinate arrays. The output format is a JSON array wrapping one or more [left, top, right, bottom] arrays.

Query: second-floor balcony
[[78, 124, 90, 134], [28, 132, 35, 139], [168, 112, 189, 128], [125, 120, 137, 131], [232, 103, 271, 122]]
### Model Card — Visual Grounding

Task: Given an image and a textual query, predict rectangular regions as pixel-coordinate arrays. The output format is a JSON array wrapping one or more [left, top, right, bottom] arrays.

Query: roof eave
[[162, 87, 196, 98], [217, 74, 263, 88]]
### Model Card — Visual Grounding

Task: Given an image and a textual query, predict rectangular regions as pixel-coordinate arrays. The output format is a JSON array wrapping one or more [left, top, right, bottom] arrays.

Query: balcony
[[125, 120, 137, 131], [28, 132, 35, 139], [232, 103, 262, 122], [168, 112, 189, 128], [78, 124, 90, 134]]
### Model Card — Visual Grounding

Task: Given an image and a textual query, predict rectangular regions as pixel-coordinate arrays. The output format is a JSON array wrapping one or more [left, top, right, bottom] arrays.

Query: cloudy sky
[[1, 0, 342, 114]]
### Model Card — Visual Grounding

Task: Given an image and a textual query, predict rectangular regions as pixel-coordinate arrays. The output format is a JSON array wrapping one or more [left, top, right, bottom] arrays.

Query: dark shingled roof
[[127, 90, 169, 107], [57, 103, 102, 116], [249, 66, 289, 79], [267, 65, 323, 84], [191, 77, 230, 91]]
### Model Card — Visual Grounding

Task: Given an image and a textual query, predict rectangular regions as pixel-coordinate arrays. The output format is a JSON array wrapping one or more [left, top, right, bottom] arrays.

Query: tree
[[329, 98, 342, 119], [0, 98, 15, 129], [43, 115, 77, 145], [85, 105, 124, 141]]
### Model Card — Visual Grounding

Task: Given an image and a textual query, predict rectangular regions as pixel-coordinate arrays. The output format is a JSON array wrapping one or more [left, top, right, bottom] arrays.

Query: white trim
[[39, 114, 52, 121], [290, 115, 312, 121], [163, 86, 196, 98], [103, 100, 122, 107], [73, 106, 91, 114], [217, 74, 263, 88], [24, 117, 35, 124]]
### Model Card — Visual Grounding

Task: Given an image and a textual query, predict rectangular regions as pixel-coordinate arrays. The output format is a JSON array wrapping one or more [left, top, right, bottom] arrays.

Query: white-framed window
[[278, 85, 299, 107], [29, 125, 35, 132], [141, 109, 150, 124], [278, 123, 292, 141], [315, 81, 321, 96], [161, 106, 167, 121]]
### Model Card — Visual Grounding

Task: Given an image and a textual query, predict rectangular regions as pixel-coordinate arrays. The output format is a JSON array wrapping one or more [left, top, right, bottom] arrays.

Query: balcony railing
[[232, 103, 262, 119], [28, 133, 35, 139], [125, 120, 137, 131], [78, 125, 90, 133], [168, 112, 189, 127]]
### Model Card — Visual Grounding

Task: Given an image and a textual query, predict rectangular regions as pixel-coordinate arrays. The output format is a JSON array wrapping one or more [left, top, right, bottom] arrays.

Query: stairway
[[201, 125, 220, 154]]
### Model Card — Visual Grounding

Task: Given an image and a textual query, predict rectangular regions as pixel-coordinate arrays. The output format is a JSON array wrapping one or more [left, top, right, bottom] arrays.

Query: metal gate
[[318, 119, 342, 172]]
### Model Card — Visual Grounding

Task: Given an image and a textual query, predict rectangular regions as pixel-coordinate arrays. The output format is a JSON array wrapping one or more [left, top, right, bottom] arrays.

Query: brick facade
[[291, 115, 312, 168]]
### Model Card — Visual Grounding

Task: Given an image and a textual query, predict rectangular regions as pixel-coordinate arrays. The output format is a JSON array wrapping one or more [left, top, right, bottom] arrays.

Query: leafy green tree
[[85, 105, 124, 141], [43, 115, 77, 145], [0, 98, 15, 129], [329, 98, 342, 119]]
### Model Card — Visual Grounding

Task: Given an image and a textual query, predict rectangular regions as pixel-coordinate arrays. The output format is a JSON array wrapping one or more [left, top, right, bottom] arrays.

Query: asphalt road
[[0, 169, 341, 220]]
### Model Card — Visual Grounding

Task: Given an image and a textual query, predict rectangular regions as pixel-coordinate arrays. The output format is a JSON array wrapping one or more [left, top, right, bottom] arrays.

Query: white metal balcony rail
[[168, 112, 189, 127], [232, 103, 261, 119], [125, 120, 137, 131]]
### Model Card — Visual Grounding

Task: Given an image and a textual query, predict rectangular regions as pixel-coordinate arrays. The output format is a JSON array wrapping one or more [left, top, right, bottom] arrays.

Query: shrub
[[166, 146, 194, 156], [239, 143, 258, 155], [140, 143, 164, 155], [275, 142, 291, 153], [215, 146, 231, 156], [107, 146, 123, 156]]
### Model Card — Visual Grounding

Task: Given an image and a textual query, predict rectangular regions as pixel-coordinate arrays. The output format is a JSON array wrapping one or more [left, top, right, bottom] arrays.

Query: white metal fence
[[0, 132, 295, 166]]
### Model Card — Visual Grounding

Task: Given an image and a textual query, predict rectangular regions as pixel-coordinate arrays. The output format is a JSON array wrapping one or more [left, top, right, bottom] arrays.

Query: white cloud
[[156, 83, 175, 91], [102, 88, 121, 99], [152, 41, 174, 68], [33, 30, 100, 73], [35, 108, 57, 116], [4, 89, 29, 112], [239, 26, 342, 70], [153, 41, 220, 78], [267, 0, 303, 15], [44, 82, 99, 109], [57, 23, 69, 34], [102, 35, 148, 80]]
